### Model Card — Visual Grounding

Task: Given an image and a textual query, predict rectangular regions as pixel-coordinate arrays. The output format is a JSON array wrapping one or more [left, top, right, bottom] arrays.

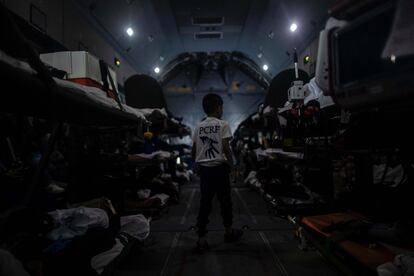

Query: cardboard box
[[40, 51, 118, 98]]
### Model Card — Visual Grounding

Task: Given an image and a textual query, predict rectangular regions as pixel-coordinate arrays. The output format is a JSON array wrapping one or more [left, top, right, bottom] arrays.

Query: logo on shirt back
[[200, 136, 219, 159], [198, 124, 221, 159]]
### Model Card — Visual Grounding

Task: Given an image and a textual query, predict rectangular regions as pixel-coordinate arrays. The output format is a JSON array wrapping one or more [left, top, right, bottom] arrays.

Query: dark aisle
[[114, 180, 340, 276]]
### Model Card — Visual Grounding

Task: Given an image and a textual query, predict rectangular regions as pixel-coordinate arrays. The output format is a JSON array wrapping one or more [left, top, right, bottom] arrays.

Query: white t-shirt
[[193, 117, 232, 167]]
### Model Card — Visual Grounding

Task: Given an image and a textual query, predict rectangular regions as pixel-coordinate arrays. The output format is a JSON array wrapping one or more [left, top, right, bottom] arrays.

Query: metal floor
[[114, 181, 340, 276]]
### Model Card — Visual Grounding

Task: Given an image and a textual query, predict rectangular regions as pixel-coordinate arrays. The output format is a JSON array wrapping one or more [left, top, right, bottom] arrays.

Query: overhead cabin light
[[154, 67, 160, 74], [114, 57, 121, 67], [262, 64, 269, 71], [303, 55, 310, 64], [290, 23, 298, 32], [126, 27, 134, 37]]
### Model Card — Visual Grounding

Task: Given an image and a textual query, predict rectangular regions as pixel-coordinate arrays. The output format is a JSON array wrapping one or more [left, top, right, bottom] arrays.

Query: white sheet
[[91, 214, 151, 274], [133, 150, 172, 160], [55, 78, 147, 121], [264, 148, 304, 159], [304, 78, 335, 109], [138, 108, 168, 117], [0, 49, 36, 74], [48, 207, 109, 241], [263, 106, 275, 115], [150, 193, 170, 206]]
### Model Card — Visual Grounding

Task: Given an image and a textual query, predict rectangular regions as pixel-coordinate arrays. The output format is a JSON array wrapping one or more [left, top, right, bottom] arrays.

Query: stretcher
[[301, 212, 397, 275], [0, 48, 147, 126]]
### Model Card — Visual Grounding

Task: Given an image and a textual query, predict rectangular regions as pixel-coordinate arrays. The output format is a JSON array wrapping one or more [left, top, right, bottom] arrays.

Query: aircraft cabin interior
[[0, 0, 414, 275]]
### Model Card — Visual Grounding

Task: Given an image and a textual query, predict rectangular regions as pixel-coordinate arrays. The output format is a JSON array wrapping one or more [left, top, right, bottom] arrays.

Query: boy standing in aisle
[[192, 93, 243, 252]]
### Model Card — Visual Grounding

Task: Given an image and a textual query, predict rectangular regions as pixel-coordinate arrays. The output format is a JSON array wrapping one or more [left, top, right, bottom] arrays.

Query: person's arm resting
[[222, 138, 234, 168]]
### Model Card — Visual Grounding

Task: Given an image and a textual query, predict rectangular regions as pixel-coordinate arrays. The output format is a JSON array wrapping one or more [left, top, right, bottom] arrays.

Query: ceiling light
[[126, 27, 134, 37], [303, 55, 310, 64], [154, 67, 160, 74], [290, 23, 298, 32], [114, 57, 121, 67], [263, 64, 269, 71]]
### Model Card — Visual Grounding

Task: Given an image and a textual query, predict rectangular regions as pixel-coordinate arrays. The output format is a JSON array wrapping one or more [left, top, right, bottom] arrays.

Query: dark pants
[[196, 164, 233, 237]]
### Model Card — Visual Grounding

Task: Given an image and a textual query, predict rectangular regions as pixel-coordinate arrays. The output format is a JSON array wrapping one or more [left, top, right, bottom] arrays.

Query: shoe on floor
[[194, 240, 210, 253], [224, 229, 243, 243]]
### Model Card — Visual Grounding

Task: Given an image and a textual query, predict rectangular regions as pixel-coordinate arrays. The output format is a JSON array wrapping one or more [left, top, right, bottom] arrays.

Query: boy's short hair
[[202, 93, 223, 115]]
